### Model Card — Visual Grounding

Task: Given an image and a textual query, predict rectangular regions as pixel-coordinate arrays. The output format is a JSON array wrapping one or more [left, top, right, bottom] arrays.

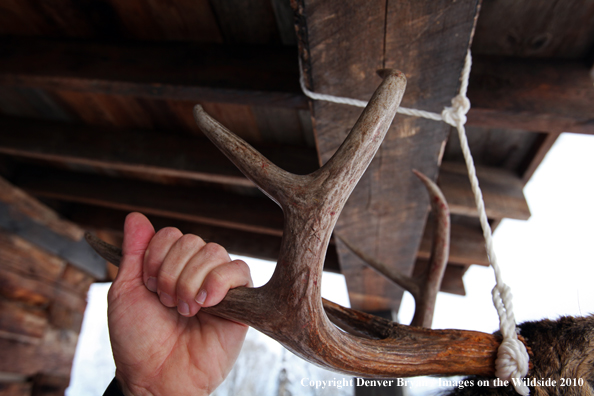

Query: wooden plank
[[0, 381, 31, 396], [412, 260, 466, 296], [0, 298, 48, 340], [0, 328, 78, 377], [295, 0, 480, 311], [0, 267, 87, 313], [0, 195, 106, 278], [48, 302, 84, 334], [59, 265, 94, 296], [438, 162, 531, 220], [472, 0, 594, 59], [519, 132, 561, 184], [17, 168, 285, 237], [31, 374, 70, 396], [209, 0, 281, 45], [0, 175, 82, 241], [0, 37, 306, 109], [418, 215, 489, 267], [0, 230, 66, 283], [467, 56, 594, 135], [0, 116, 319, 188], [66, 203, 342, 273]]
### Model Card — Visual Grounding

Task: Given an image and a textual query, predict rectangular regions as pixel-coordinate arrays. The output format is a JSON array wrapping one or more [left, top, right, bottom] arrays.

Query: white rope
[[300, 51, 530, 395]]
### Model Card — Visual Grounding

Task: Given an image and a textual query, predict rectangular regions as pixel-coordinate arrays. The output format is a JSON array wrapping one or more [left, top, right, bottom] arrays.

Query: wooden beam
[[519, 132, 561, 184], [295, 0, 480, 311], [467, 56, 594, 135], [15, 167, 285, 237], [0, 175, 105, 278], [412, 260, 467, 296], [66, 203, 342, 273], [418, 215, 489, 267], [439, 162, 531, 220], [0, 37, 306, 109], [0, 116, 319, 188]]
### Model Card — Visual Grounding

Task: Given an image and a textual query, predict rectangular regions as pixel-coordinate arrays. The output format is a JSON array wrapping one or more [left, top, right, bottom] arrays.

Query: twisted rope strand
[[299, 50, 530, 395]]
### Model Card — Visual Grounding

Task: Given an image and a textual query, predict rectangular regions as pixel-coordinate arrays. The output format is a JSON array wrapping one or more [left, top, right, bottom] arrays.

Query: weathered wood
[[467, 56, 594, 135], [443, 126, 542, 174], [0, 328, 78, 377], [0, 175, 82, 241], [17, 168, 284, 237], [48, 302, 84, 333], [209, 0, 281, 45], [0, 298, 48, 340], [31, 374, 71, 396], [69, 203, 342, 273], [413, 261, 466, 296], [0, 230, 66, 283], [439, 162, 531, 220], [419, 216, 489, 266], [0, 116, 319, 188], [296, 0, 480, 312], [0, 37, 306, 108], [519, 132, 561, 184], [0, 381, 31, 396], [0, 0, 222, 42], [59, 264, 94, 296], [472, 0, 594, 59], [0, 266, 87, 313]]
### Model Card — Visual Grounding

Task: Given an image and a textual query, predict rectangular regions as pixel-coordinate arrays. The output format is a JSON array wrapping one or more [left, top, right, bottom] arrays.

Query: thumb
[[117, 212, 155, 284]]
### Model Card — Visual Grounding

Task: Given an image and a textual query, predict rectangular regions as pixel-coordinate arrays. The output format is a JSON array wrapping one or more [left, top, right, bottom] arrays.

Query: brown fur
[[444, 315, 594, 396]]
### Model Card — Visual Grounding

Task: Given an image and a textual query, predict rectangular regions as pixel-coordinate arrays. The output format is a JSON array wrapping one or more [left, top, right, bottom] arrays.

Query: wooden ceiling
[[0, 0, 592, 313]]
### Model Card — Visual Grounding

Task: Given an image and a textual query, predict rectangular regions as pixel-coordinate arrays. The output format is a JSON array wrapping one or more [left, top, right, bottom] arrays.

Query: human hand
[[107, 212, 252, 396]]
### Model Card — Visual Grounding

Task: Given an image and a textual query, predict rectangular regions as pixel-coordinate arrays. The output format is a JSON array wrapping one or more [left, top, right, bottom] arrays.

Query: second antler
[[87, 69, 503, 378]]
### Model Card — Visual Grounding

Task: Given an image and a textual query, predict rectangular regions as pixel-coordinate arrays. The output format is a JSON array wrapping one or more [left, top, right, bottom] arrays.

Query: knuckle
[[208, 267, 227, 288], [201, 242, 228, 260], [233, 260, 251, 277], [156, 271, 177, 291], [176, 234, 205, 252], [155, 227, 182, 239]]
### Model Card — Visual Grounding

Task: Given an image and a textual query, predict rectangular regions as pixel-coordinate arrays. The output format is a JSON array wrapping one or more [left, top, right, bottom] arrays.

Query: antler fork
[[87, 69, 505, 378]]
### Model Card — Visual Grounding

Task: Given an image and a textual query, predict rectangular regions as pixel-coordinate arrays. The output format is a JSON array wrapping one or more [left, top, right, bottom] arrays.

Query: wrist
[[115, 371, 153, 396], [114, 371, 210, 396]]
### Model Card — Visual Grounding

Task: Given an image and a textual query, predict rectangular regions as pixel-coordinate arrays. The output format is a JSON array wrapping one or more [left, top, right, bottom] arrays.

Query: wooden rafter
[[294, 0, 481, 311]]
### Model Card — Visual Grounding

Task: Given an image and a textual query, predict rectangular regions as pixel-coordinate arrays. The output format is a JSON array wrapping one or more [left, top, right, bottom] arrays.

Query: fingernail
[[195, 289, 207, 305], [177, 299, 190, 316], [159, 292, 175, 307], [146, 277, 157, 292]]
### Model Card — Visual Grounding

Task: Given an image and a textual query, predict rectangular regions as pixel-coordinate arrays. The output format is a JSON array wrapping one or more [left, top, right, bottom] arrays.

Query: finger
[[142, 227, 183, 292], [175, 242, 232, 317], [195, 259, 252, 310], [118, 212, 155, 284], [156, 234, 207, 308]]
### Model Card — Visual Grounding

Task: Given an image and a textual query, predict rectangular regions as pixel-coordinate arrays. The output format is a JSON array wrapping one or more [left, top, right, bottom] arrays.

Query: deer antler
[[87, 69, 506, 378], [336, 169, 450, 328]]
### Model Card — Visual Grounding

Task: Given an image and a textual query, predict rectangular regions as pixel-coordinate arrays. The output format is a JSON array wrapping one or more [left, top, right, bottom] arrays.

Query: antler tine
[[193, 105, 304, 206], [411, 170, 450, 328]]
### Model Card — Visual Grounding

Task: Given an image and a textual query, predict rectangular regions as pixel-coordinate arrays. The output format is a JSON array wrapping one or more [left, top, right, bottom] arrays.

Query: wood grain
[[467, 56, 594, 135], [0, 37, 306, 108], [438, 162, 531, 220], [0, 175, 83, 241], [295, 0, 480, 311], [0, 116, 319, 188], [18, 167, 285, 237]]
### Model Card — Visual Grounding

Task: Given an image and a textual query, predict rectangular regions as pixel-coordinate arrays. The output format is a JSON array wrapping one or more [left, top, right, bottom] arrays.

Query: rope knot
[[441, 94, 470, 127], [495, 337, 531, 395]]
